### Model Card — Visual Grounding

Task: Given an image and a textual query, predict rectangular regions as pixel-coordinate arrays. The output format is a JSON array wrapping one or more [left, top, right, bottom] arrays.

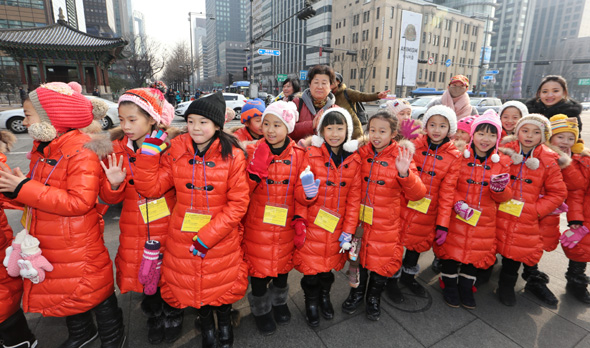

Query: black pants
[[440, 259, 477, 277], [250, 273, 289, 297], [301, 272, 334, 287], [500, 257, 522, 277], [402, 249, 421, 268]]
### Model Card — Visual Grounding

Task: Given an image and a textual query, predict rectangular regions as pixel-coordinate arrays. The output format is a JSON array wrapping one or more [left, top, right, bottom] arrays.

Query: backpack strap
[[343, 89, 357, 112]]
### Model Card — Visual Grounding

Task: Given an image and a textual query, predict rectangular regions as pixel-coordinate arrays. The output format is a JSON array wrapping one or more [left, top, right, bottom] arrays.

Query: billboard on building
[[396, 10, 422, 87]]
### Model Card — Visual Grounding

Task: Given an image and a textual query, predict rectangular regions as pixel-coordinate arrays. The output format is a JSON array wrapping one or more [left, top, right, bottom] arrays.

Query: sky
[[134, 0, 206, 52]]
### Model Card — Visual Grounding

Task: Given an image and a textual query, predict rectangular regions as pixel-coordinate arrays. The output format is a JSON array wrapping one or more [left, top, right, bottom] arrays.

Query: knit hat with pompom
[[118, 88, 174, 126], [463, 110, 502, 163]]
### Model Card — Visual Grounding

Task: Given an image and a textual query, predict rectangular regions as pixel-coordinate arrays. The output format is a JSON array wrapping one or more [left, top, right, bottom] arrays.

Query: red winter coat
[[496, 138, 567, 266], [134, 134, 249, 309], [293, 143, 362, 275], [242, 139, 311, 278], [229, 125, 256, 142], [0, 155, 23, 323], [434, 146, 513, 269], [564, 151, 590, 262], [12, 130, 114, 317], [99, 134, 176, 294], [357, 140, 426, 277], [400, 136, 462, 252]]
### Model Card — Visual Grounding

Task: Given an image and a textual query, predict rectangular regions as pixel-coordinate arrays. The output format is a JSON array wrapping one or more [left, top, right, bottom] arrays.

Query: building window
[[376, 7, 380, 19], [389, 26, 393, 38], [387, 46, 391, 59], [390, 7, 394, 18], [363, 11, 371, 23], [419, 69, 422, 79], [372, 85, 375, 92], [372, 67, 376, 78], [351, 68, 357, 79], [375, 27, 379, 39], [343, 35, 345, 43], [343, 19, 346, 27], [386, 67, 390, 79]]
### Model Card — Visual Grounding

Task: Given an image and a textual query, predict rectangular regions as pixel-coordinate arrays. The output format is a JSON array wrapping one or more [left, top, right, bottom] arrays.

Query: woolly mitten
[[138, 240, 161, 285], [399, 119, 420, 140], [18, 233, 53, 284], [435, 229, 448, 246], [3, 229, 27, 277], [490, 173, 510, 192], [338, 232, 353, 252], [300, 166, 320, 198], [454, 201, 474, 220], [246, 141, 274, 180], [292, 218, 307, 249], [143, 253, 163, 296], [560, 225, 590, 249], [141, 130, 168, 155]]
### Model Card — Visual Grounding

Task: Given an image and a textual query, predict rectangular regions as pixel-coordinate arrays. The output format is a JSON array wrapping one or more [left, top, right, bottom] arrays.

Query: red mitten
[[291, 218, 308, 249], [247, 142, 274, 180]]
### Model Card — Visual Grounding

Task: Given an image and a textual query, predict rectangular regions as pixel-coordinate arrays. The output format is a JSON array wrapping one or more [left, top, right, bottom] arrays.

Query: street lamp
[[472, 14, 494, 94]]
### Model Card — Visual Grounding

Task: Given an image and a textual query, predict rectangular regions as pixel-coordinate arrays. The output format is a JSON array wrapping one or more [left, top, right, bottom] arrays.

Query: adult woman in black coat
[[525, 75, 583, 132]]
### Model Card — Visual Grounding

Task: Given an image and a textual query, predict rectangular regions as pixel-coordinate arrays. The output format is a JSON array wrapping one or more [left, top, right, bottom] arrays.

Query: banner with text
[[396, 10, 423, 87]]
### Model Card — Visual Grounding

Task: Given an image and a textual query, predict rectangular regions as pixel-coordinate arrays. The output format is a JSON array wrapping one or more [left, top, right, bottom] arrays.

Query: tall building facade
[[191, 15, 208, 85], [83, 0, 116, 37], [51, 0, 86, 31], [205, 0, 248, 87], [112, 0, 132, 38], [331, 0, 484, 96]]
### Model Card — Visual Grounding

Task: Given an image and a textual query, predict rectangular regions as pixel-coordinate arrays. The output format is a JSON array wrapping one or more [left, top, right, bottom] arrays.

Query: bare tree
[[330, 52, 348, 77], [123, 35, 166, 87], [355, 43, 381, 92], [0, 65, 21, 105], [161, 42, 199, 91]]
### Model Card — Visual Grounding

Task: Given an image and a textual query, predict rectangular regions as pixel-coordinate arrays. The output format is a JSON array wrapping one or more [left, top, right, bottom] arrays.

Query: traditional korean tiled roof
[[0, 19, 127, 51]]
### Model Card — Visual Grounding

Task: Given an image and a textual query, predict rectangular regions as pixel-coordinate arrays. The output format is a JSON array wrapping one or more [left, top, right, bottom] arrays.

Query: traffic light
[[243, 67, 248, 80], [297, 6, 316, 20]]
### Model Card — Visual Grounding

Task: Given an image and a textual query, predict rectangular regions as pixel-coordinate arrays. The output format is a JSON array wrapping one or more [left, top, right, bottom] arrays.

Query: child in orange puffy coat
[[228, 99, 265, 142], [496, 114, 567, 307]]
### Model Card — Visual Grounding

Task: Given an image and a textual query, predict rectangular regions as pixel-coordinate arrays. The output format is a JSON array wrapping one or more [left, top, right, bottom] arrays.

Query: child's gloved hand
[[291, 218, 307, 249], [190, 236, 208, 258], [300, 166, 320, 198], [454, 200, 474, 220], [338, 232, 353, 253], [247, 142, 274, 180], [141, 130, 168, 156], [551, 202, 568, 215], [399, 119, 420, 140], [490, 173, 510, 192], [435, 228, 448, 245], [560, 225, 590, 248]]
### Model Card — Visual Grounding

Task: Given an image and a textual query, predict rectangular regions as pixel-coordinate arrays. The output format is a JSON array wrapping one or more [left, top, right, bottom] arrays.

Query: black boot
[[498, 272, 518, 307], [440, 274, 460, 308], [93, 293, 126, 348], [431, 257, 442, 274], [565, 260, 590, 304], [385, 275, 404, 303], [318, 272, 335, 320], [162, 302, 183, 343], [0, 309, 38, 348], [400, 265, 426, 296], [342, 267, 368, 315], [365, 272, 387, 321], [216, 304, 233, 348], [197, 306, 217, 348], [58, 310, 98, 348], [458, 274, 476, 309], [524, 268, 558, 306], [300, 276, 320, 327], [141, 291, 164, 344], [268, 283, 291, 325], [247, 292, 276, 335], [475, 264, 494, 288]]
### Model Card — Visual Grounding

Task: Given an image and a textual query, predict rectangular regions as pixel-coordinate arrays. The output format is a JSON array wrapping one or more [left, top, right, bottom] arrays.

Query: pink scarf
[[441, 90, 472, 120]]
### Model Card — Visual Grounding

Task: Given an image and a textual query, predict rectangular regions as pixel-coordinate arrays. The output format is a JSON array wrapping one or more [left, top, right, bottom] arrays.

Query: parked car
[[175, 100, 191, 117], [0, 96, 119, 134], [470, 97, 502, 115], [175, 93, 247, 120], [581, 102, 590, 111]]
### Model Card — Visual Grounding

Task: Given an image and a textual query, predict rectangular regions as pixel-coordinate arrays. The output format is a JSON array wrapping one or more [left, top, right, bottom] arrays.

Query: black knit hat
[[184, 90, 226, 128]]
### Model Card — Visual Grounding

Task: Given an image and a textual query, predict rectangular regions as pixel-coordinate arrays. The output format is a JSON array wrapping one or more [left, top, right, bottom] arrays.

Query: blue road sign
[[445, 59, 452, 67], [257, 49, 281, 56], [486, 70, 499, 75], [300, 70, 307, 81], [483, 75, 494, 80]]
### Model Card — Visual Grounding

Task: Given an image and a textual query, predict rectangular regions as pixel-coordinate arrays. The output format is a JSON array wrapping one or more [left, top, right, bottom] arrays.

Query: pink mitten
[[143, 253, 163, 296], [138, 240, 161, 285], [435, 229, 448, 245], [3, 229, 27, 277], [551, 202, 569, 215], [560, 226, 590, 248], [490, 173, 510, 192], [292, 218, 307, 249], [454, 201, 474, 220], [399, 119, 420, 140], [18, 252, 53, 284]]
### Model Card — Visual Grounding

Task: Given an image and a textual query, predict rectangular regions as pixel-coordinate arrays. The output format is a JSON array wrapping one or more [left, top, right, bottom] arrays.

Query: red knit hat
[[29, 82, 94, 132], [118, 88, 174, 126]]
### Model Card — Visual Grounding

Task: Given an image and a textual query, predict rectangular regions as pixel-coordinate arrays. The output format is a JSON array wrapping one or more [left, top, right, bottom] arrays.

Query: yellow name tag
[[359, 204, 374, 225], [181, 209, 212, 232], [456, 209, 482, 227], [498, 199, 524, 217], [20, 206, 31, 229], [263, 204, 289, 226], [314, 208, 341, 233], [138, 198, 170, 224], [407, 197, 431, 214]]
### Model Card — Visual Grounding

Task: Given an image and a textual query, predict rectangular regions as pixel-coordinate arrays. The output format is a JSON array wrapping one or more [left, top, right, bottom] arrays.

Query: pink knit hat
[[118, 88, 174, 126], [261, 100, 299, 134], [385, 99, 411, 116], [457, 115, 476, 134], [463, 112, 502, 163]]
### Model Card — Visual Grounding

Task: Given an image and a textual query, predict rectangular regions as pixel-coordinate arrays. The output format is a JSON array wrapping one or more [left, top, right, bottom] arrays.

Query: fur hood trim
[[0, 130, 16, 154], [226, 125, 245, 134], [398, 139, 416, 155], [498, 145, 540, 170], [546, 144, 573, 169], [310, 134, 359, 152], [83, 133, 113, 159], [501, 134, 518, 145]]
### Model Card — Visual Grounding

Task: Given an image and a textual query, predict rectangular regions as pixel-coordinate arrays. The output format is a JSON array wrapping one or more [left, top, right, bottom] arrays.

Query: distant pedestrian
[[92, 87, 101, 97], [427, 75, 478, 120], [19, 87, 27, 106]]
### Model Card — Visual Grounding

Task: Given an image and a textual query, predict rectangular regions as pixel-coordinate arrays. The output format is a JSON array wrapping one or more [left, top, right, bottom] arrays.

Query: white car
[[0, 96, 119, 133], [175, 93, 247, 120]]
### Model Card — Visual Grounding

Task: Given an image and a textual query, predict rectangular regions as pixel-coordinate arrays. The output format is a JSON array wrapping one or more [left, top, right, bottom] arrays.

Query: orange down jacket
[[400, 136, 462, 252], [293, 143, 362, 275], [496, 138, 567, 266], [99, 134, 176, 294], [357, 140, 426, 277], [433, 145, 513, 269], [12, 130, 114, 317], [563, 151, 590, 262], [134, 134, 249, 309], [243, 138, 311, 278], [0, 154, 23, 323], [229, 125, 256, 142]]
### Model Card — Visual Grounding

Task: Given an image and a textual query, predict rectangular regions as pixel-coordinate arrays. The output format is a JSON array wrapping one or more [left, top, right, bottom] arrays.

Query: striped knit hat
[[118, 88, 174, 126], [549, 114, 584, 154]]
